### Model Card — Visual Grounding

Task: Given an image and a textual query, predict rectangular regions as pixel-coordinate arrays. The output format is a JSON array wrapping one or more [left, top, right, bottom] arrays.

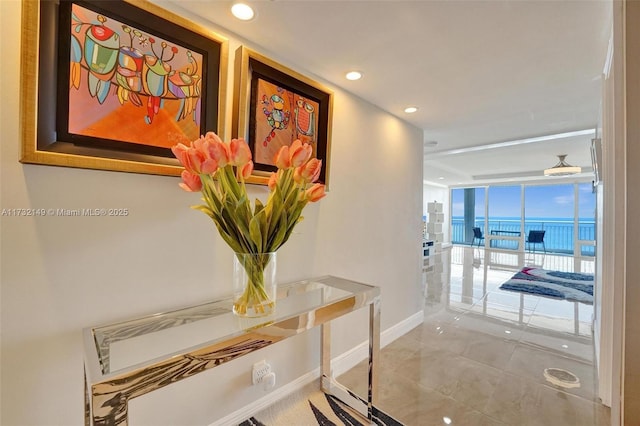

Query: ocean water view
[[452, 216, 595, 256]]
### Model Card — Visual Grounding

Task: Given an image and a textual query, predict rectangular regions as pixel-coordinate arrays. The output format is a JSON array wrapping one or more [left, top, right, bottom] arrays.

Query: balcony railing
[[451, 218, 595, 256]]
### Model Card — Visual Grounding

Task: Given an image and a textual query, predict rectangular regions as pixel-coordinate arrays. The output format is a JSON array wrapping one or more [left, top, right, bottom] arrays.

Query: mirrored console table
[[83, 276, 381, 425]]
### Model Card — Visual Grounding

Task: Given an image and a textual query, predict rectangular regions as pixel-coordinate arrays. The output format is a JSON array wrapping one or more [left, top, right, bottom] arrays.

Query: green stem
[[233, 253, 275, 316]]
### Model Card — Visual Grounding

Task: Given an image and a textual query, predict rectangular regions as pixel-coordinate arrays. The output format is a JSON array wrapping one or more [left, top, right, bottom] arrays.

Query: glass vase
[[232, 252, 277, 317]]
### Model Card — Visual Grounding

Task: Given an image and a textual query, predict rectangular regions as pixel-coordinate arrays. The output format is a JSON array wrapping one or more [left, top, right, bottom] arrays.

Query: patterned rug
[[239, 386, 403, 426], [499, 267, 594, 304]]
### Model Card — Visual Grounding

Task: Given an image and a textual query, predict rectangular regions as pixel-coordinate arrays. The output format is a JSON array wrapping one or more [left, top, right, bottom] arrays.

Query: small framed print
[[233, 46, 333, 186]]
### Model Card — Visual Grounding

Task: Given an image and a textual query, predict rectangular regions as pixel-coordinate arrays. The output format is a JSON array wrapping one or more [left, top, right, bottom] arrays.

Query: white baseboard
[[211, 310, 424, 426], [211, 367, 321, 426], [331, 309, 424, 377]]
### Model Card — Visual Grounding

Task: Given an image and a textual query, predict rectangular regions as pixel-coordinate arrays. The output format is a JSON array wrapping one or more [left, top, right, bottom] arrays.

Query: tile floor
[[338, 246, 610, 426]]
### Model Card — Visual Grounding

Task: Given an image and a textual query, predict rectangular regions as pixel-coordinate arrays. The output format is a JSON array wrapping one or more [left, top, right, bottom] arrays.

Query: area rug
[[499, 267, 594, 304], [239, 385, 403, 426]]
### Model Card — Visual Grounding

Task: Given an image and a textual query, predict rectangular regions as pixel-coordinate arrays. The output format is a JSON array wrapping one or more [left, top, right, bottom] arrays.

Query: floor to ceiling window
[[524, 184, 574, 254], [487, 185, 522, 250], [578, 182, 596, 256], [451, 182, 595, 256], [451, 187, 485, 244]]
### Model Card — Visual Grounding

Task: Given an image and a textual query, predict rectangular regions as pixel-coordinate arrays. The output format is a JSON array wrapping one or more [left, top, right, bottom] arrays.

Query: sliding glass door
[[451, 182, 595, 256], [578, 182, 596, 256], [524, 184, 574, 253], [487, 185, 522, 250]]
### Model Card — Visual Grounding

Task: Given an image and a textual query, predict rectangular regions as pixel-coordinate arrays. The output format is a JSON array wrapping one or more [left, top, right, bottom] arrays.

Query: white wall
[[0, 1, 424, 424]]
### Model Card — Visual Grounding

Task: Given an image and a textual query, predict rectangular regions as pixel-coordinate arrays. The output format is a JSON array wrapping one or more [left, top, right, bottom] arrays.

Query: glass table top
[[84, 276, 379, 380]]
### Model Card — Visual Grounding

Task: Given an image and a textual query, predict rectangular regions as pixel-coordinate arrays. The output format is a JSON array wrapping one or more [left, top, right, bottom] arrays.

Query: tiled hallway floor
[[338, 246, 610, 425]]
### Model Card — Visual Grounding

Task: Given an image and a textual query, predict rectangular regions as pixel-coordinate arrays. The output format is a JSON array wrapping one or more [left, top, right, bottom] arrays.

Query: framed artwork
[[233, 46, 333, 186], [20, 0, 228, 176]]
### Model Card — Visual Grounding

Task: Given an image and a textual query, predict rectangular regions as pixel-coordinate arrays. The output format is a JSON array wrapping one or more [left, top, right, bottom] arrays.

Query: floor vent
[[543, 367, 581, 389]]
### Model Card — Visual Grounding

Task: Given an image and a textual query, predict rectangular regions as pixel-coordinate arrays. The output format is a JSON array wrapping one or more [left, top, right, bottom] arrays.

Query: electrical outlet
[[252, 360, 272, 385], [262, 371, 276, 390]]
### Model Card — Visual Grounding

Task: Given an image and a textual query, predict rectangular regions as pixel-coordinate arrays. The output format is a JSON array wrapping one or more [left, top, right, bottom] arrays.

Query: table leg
[[91, 389, 129, 426], [368, 297, 381, 419], [321, 323, 331, 392], [85, 368, 90, 426]]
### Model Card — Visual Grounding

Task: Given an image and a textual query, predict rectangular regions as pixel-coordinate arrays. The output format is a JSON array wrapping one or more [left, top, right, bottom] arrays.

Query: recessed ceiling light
[[231, 3, 255, 20], [345, 71, 362, 81], [404, 106, 418, 114], [438, 177, 445, 180]]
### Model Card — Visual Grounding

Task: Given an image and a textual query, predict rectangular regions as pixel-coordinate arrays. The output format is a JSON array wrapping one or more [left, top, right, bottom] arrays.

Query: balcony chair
[[472, 227, 484, 247], [526, 230, 546, 253]]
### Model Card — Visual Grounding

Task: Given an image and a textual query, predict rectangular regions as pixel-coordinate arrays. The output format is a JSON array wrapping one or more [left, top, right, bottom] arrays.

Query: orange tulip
[[294, 158, 322, 184], [289, 139, 312, 167], [171, 143, 190, 168], [179, 170, 202, 192], [187, 146, 217, 175], [230, 138, 252, 167], [238, 161, 254, 180], [274, 145, 291, 169], [204, 138, 229, 168], [192, 135, 206, 152], [186, 147, 202, 172], [204, 131, 224, 145], [268, 171, 279, 191], [305, 183, 326, 202]]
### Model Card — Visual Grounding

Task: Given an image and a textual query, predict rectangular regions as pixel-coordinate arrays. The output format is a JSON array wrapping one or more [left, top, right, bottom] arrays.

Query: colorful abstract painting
[[67, 3, 204, 148], [254, 78, 320, 167]]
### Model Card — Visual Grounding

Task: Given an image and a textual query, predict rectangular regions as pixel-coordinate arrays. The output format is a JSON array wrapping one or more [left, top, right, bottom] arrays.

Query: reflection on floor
[[338, 245, 610, 425]]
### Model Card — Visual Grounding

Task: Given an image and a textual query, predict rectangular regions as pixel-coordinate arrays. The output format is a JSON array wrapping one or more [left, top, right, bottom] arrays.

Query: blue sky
[[451, 183, 595, 219]]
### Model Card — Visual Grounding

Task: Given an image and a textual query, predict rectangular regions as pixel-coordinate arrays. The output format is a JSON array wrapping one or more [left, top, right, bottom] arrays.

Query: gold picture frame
[[20, 0, 228, 176], [232, 46, 333, 187]]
